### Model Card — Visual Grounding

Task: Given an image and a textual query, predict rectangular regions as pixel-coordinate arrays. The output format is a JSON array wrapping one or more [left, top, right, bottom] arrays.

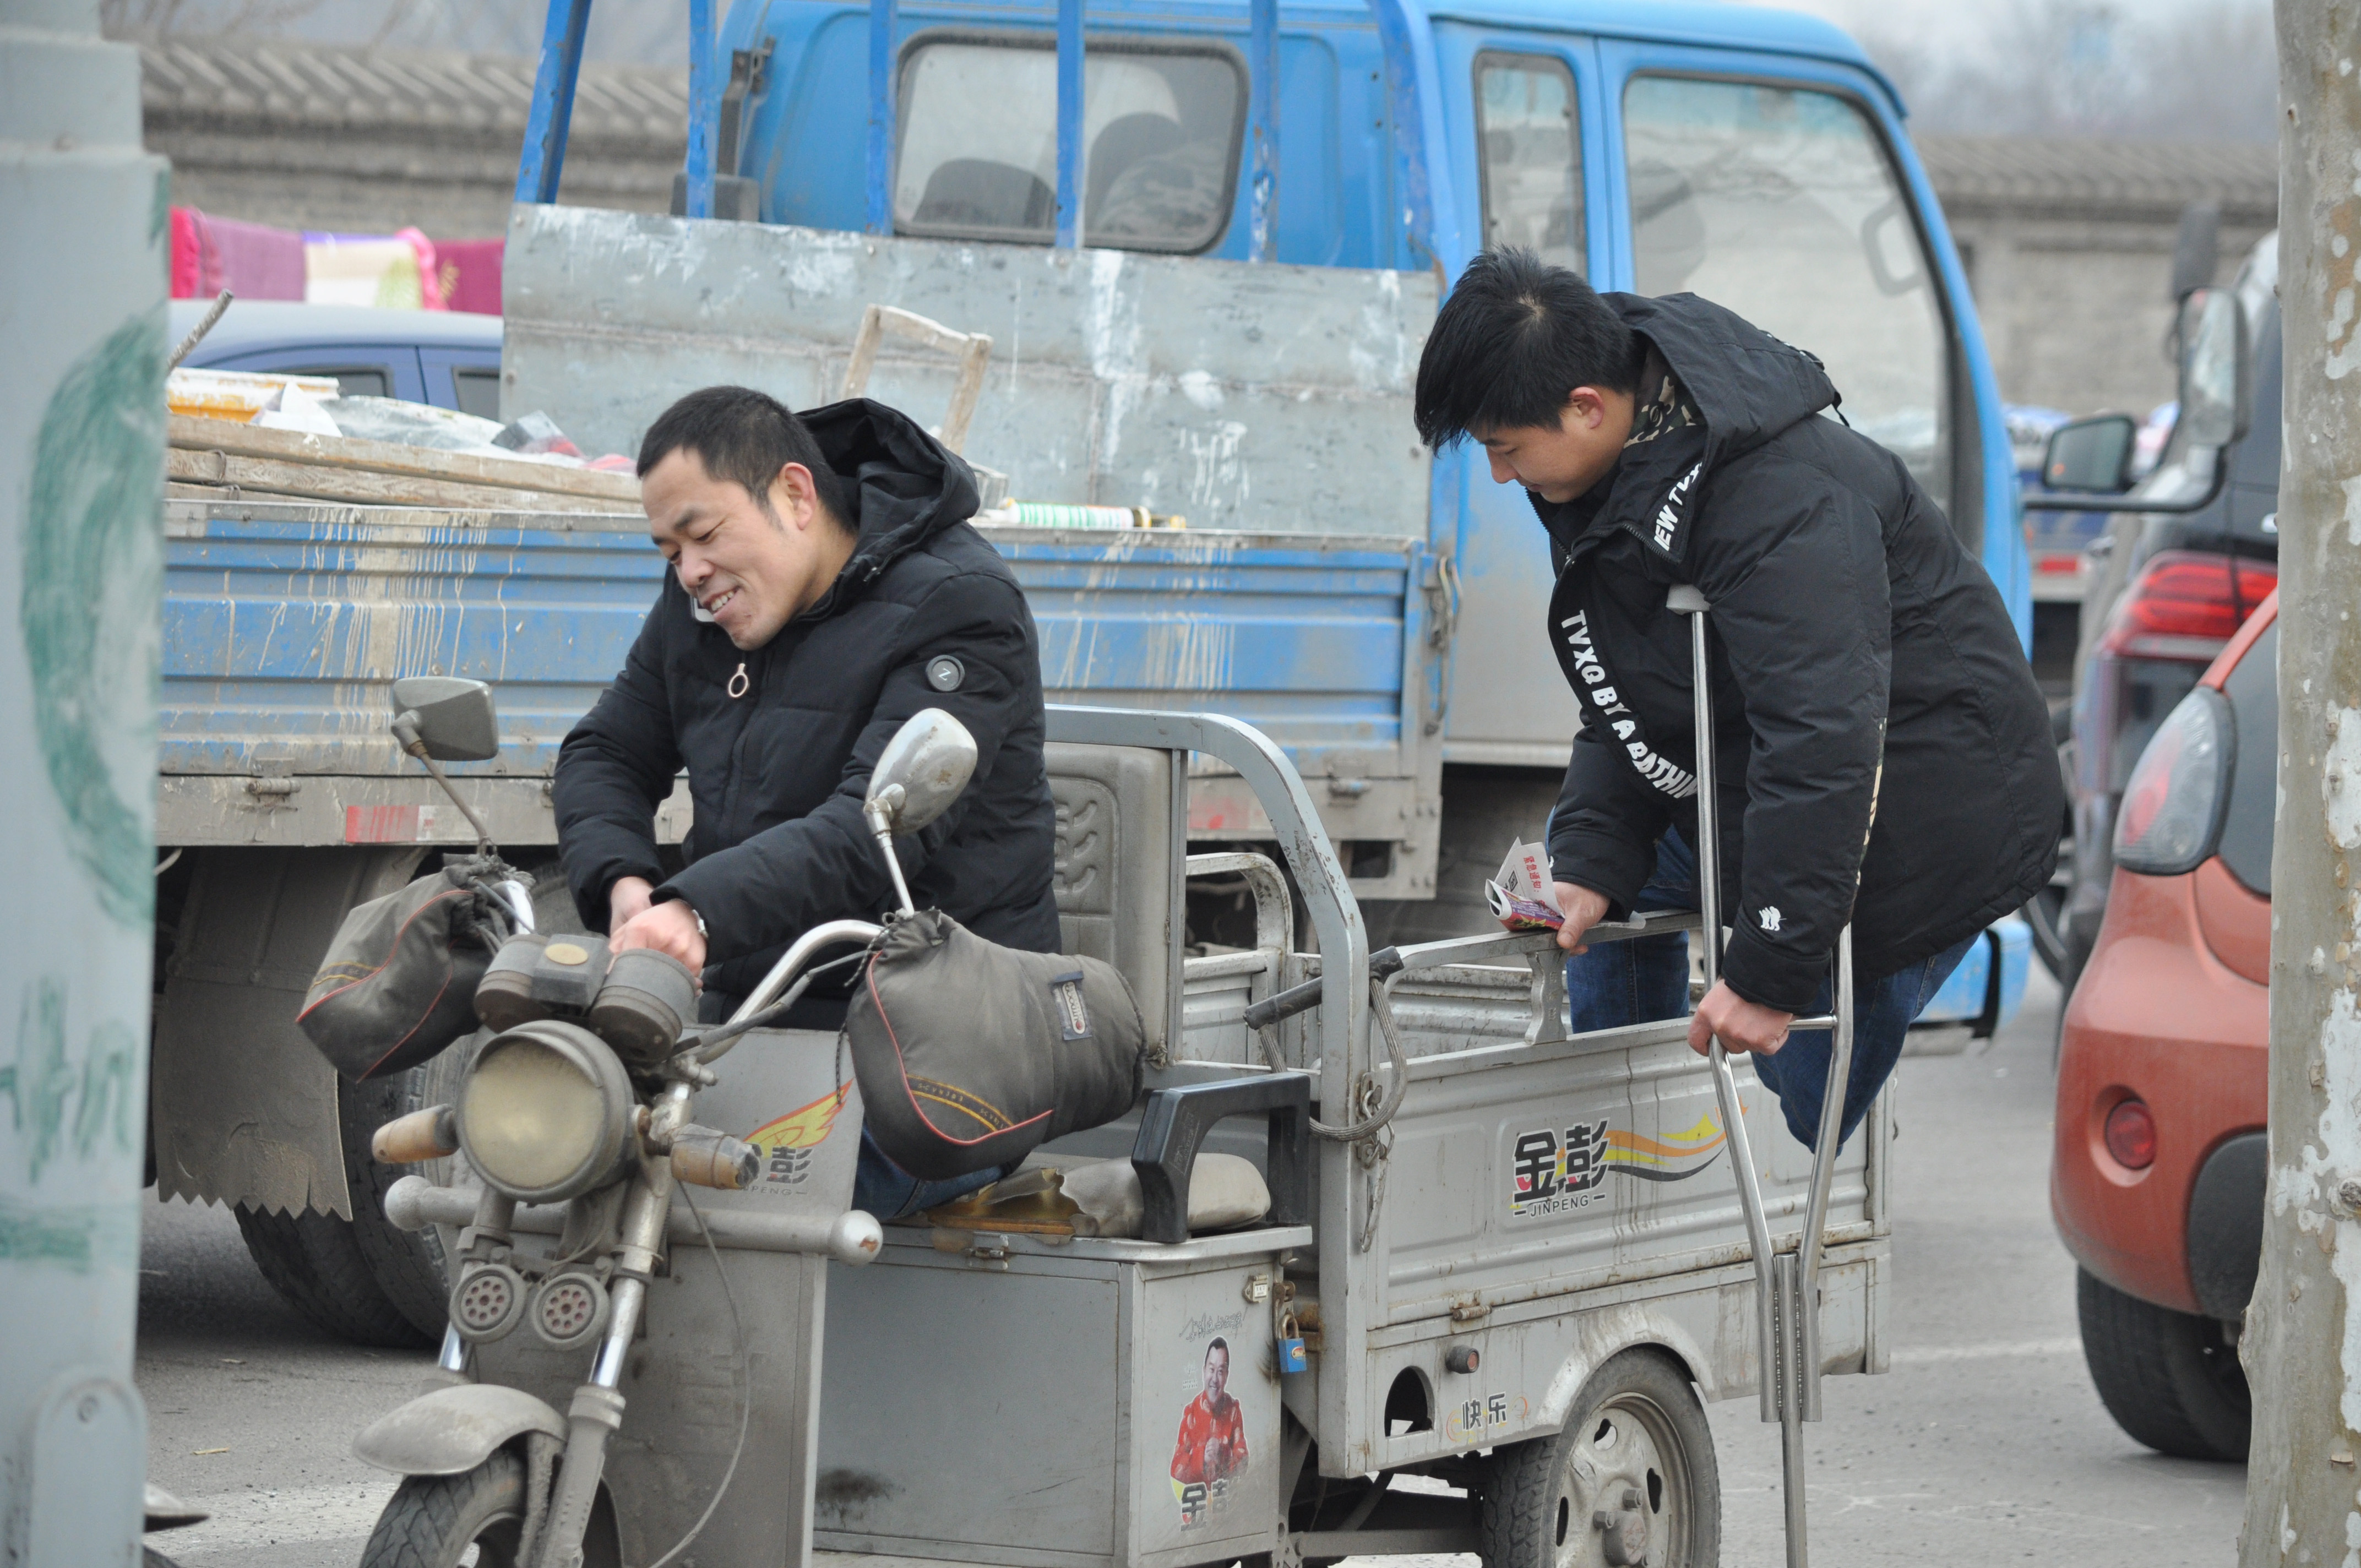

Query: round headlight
[[455, 1021, 637, 1203]]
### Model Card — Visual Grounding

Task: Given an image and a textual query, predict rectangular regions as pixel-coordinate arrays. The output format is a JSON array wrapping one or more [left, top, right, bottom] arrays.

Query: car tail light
[[2114, 685, 2232, 875], [2104, 1099, 2157, 1170], [2097, 551, 2277, 662]]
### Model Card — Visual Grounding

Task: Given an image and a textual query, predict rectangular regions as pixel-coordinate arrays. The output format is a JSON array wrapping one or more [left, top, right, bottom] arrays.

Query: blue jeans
[[853, 1131, 1002, 1221], [1564, 827, 1975, 1153]]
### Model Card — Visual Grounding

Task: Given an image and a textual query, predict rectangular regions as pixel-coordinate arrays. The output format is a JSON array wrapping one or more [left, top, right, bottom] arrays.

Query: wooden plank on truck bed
[[166, 412, 642, 508], [165, 448, 637, 513]]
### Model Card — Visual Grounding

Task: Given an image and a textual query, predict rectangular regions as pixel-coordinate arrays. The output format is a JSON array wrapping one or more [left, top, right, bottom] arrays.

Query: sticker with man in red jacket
[[1170, 1336, 1249, 1528]]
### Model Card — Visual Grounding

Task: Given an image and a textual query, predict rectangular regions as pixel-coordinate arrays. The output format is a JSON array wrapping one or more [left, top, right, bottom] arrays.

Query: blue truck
[[152, 0, 2031, 1342]]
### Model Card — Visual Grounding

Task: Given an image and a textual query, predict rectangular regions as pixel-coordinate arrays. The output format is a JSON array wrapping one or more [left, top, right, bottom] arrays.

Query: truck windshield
[[895, 37, 1242, 253], [1623, 75, 1950, 510]]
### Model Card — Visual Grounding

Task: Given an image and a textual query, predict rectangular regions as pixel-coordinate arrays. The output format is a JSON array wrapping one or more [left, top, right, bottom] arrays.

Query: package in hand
[[1485, 837, 1565, 933]]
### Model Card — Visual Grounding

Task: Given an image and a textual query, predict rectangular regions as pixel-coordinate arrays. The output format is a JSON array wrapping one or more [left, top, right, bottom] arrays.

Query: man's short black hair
[[1414, 248, 1644, 449], [638, 385, 851, 529]]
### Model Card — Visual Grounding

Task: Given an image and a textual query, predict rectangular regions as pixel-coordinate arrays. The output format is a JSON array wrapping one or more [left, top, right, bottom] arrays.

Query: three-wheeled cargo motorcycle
[[343, 676, 1889, 1568]]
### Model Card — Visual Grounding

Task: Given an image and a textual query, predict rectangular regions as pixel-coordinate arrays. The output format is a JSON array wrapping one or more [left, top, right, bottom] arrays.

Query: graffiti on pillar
[[21, 309, 165, 929], [0, 974, 142, 1268]]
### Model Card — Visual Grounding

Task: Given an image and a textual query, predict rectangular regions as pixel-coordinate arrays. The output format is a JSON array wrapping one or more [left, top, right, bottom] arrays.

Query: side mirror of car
[[2042, 415, 2139, 494], [389, 676, 500, 763], [865, 708, 978, 836], [2175, 286, 2251, 449]]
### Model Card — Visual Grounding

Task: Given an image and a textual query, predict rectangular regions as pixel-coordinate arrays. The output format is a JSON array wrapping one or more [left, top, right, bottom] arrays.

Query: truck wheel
[[1479, 1347, 1718, 1568], [360, 1449, 526, 1568], [233, 1197, 431, 1349], [342, 1046, 472, 1341], [2076, 1267, 2249, 1461]]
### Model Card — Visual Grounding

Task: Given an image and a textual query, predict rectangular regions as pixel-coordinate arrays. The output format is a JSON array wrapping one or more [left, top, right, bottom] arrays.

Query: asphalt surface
[[137, 967, 2245, 1566]]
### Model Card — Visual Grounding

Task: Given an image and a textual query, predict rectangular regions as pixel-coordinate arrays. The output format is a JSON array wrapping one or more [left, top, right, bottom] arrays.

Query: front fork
[[529, 1083, 688, 1568], [436, 1087, 688, 1568]]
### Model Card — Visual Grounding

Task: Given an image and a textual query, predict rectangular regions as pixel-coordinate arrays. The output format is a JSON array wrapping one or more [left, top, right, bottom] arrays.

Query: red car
[[2053, 586, 2277, 1462]]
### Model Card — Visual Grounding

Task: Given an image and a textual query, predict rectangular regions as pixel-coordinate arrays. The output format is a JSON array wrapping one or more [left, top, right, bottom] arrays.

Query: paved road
[[1709, 967, 2246, 1564], [139, 968, 2244, 1566]]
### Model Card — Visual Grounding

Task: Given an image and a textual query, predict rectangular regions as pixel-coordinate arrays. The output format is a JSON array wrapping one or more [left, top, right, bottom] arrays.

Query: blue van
[[168, 300, 502, 416]]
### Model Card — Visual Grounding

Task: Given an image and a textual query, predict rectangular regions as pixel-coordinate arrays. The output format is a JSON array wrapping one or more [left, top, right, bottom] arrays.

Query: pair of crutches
[[1665, 584, 1855, 1568]]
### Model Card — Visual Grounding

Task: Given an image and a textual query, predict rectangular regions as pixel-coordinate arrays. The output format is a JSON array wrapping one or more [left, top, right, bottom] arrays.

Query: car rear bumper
[[2053, 868, 2266, 1317]]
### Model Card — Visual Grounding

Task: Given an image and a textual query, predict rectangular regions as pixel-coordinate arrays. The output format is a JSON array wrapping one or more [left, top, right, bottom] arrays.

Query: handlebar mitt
[[844, 909, 1145, 1182], [297, 858, 512, 1080]]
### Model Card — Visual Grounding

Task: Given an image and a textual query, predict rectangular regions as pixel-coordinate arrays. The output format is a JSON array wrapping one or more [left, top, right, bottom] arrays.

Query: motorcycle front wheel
[[360, 1449, 526, 1568]]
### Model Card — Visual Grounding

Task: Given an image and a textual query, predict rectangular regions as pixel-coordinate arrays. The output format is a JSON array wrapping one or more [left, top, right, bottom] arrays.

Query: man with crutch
[[1414, 248, 2058, 1152]]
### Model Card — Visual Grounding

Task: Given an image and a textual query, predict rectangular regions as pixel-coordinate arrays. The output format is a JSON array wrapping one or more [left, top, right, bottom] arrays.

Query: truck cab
[[719, 0, 2025, 788]]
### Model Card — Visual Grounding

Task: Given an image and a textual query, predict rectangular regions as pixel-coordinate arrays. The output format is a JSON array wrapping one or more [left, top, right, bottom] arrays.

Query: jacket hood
[[1537, 293, 1838, 569], [800, 397, 980, 614], [1613, 292, 1837, 463]]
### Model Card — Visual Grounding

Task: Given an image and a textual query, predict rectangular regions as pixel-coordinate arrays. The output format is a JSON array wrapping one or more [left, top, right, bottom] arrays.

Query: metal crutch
[[1664, 584, 1856, 1568]]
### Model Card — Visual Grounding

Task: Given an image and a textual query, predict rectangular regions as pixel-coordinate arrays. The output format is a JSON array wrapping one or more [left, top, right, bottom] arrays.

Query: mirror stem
[[864, 805, 918, 917], [393, 711, 497, 856]]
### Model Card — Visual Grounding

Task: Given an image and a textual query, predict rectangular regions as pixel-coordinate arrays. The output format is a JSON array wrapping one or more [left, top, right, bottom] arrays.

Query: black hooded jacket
[[1541, 294, 2060, 1013], [553, 399, 1061, 1003]]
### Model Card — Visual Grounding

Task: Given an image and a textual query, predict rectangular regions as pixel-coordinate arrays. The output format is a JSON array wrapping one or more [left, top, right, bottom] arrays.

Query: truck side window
[[1623, 75, 1950, 510], [895, 37, 1243, 254], [1475, 55, 1583, 274], [451, 367, 502, 421]]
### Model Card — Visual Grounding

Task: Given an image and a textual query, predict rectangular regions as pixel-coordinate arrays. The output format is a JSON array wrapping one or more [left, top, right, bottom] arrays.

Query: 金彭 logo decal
[[1508, 1113, 1727, 1218]]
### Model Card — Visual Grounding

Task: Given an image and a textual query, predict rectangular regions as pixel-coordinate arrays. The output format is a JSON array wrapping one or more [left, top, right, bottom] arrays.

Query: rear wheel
[[342, 1048, 472, 1338], [1479, 1347, 1718, 1568], [2076, 1266, 2249, 1461], [233, 1195, 428, 1349], [360, 1451, 526, 1568]]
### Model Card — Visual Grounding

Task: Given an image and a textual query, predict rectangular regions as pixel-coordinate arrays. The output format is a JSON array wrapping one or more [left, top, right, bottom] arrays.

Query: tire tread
[[2076, 1266, 2249, 1461], [359, 1451, 525, 1568]]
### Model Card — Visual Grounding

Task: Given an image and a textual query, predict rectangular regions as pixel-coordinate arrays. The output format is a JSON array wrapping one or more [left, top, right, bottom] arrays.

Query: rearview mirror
[[2042, 415, 2139, 494], [2175, 286, 2251, 450], [389, 676, 499, 762], [864, 709, 977, 836]]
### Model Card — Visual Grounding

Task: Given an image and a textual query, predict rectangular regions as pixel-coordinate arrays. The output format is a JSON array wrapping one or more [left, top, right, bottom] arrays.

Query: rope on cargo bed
[[1249, 972, 1410, 1144]]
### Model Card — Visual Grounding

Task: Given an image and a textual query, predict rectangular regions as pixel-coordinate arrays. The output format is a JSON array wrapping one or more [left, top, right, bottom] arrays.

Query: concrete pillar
[[0, 2, 169, 1562], [2239, 0, 2361, 1559]]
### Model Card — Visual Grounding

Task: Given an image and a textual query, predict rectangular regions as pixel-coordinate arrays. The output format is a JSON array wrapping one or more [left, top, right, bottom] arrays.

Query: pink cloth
[[435, 238, 504, 315], [171, 205, 492, 312], [169, 206, 203, 298], [396, 227, 445, 311], [199, 213, 306, 301]]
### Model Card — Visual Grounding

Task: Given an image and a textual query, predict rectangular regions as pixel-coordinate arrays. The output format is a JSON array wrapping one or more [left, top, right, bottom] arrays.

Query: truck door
[[1595, 41, 1969, 547], [1430, 25, 1607, 761]]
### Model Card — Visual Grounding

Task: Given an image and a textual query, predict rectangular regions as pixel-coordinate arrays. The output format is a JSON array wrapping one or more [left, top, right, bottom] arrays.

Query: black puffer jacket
[[553, 399, 1061, 1003], [1542, 294, 2060, 1013]]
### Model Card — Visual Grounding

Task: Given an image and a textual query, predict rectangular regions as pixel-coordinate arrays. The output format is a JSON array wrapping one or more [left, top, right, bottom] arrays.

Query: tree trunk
[[2240, 1, 2361, 1558]]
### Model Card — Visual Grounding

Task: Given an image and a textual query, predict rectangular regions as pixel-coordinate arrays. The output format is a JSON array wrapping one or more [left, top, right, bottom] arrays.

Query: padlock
[[1277, 1308, 1309, 1375]]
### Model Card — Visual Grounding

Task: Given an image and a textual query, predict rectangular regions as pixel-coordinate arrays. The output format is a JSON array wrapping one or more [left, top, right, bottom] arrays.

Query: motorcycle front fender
[[353, 1384, 567, 1477]]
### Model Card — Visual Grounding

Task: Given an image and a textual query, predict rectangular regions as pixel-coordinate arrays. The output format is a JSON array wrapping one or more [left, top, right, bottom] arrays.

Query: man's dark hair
[[1413, 248, 1644, 449], [1205, 1337, 1229, 1362], [638, 385, 851, 529]]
